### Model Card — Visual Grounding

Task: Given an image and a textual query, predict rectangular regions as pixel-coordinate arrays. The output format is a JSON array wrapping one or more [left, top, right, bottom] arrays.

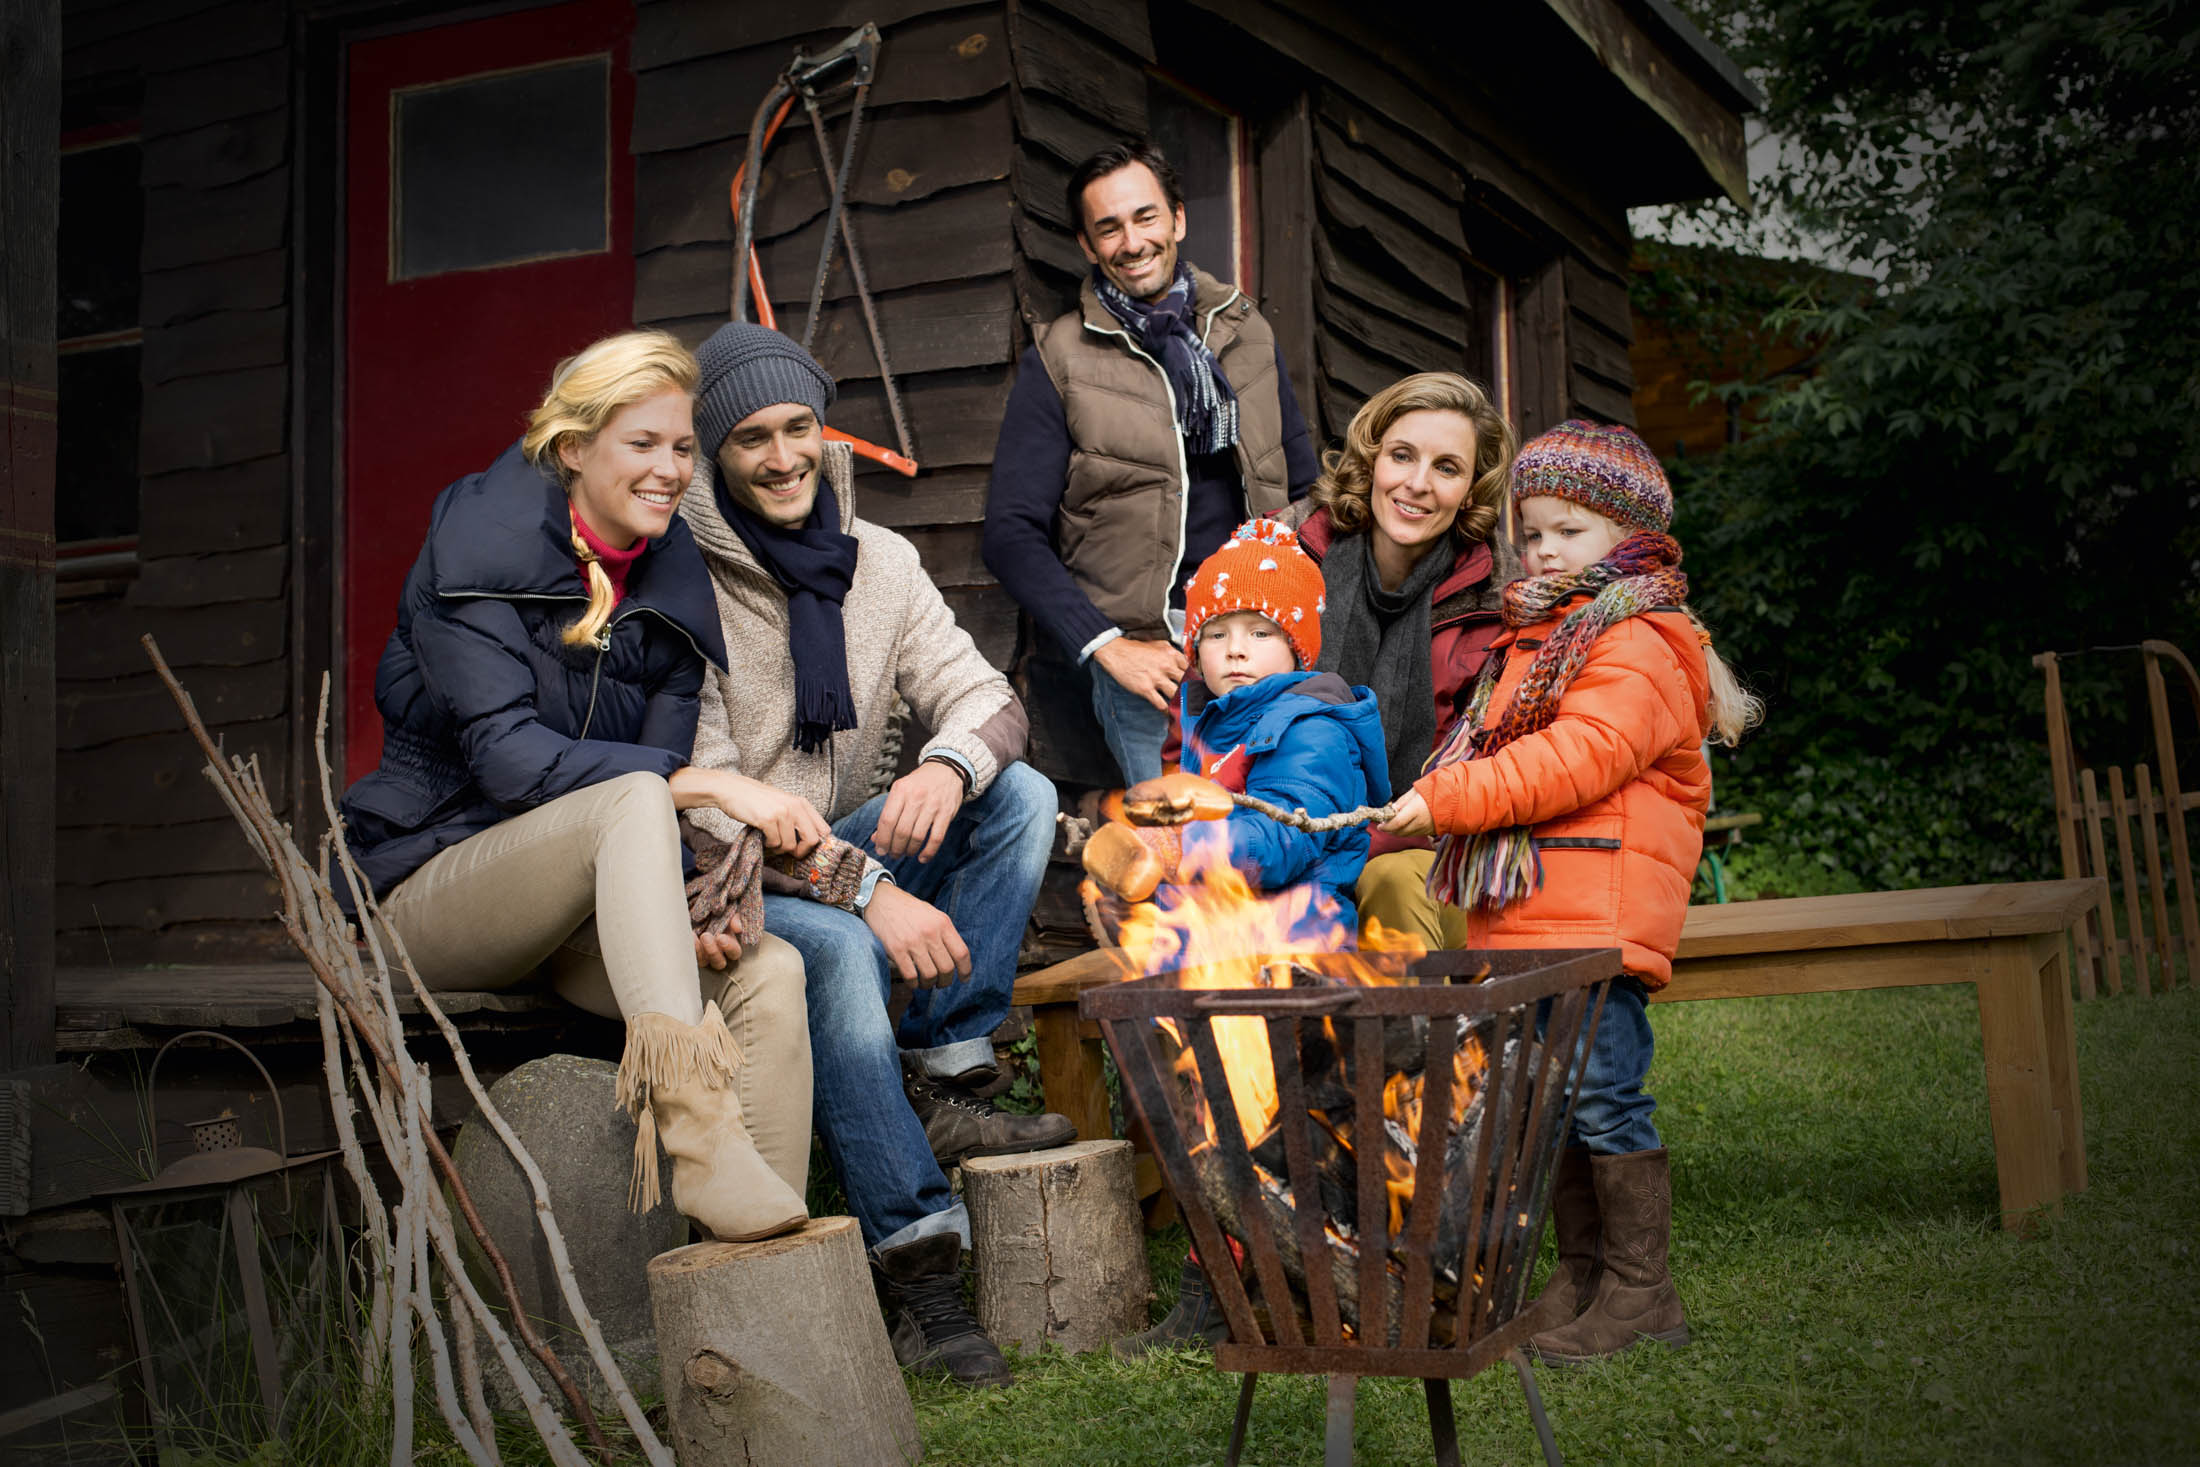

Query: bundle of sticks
[[143, 636, 670, 1467]]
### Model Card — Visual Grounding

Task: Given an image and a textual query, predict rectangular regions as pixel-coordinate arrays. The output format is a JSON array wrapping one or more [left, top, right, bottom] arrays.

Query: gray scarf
[[1316, 532, 1451, 798]]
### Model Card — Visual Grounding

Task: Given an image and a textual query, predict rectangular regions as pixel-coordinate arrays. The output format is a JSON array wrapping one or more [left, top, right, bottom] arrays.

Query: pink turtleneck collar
[[571, 509, 647, 604]]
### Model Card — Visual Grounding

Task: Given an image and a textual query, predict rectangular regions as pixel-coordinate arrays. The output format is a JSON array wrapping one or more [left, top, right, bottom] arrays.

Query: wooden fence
[[2034, 640, 2200, 997]]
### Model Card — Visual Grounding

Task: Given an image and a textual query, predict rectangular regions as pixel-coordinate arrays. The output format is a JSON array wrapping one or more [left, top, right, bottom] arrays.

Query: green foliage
[[1641, 0, 2200, 885], [1710, 740, 2056, 899], [996, 1027, 1044, 1115]]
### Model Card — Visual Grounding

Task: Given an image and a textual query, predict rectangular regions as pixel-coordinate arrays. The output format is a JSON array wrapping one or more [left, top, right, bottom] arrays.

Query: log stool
[[965, 1140, 1150, 1354], [647, 1217, 918, 1466]]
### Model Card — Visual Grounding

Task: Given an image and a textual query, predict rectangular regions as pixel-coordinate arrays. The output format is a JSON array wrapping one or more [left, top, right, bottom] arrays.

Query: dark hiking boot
[[872, 1233, 1014, 1388], [1113, 1259, 1231, 1358], [1515, 1146, 1601, 1338], [1527, 1148, 1691, 1365], [904, 1069, 1076, 1167]]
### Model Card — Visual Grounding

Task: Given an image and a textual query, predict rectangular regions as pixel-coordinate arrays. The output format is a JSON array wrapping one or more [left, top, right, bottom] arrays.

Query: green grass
[[908, 984, 2200, 1466], [138, 982, 2200, 1467]]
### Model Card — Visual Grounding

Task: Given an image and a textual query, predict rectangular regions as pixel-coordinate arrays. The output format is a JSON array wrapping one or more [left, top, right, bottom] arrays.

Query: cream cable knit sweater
[[680, 440, 1030, 859]]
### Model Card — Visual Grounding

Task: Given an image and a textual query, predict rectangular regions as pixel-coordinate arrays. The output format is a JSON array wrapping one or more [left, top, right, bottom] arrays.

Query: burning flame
[[1100, 826, 1462, 1218], [1105, 837, 1428, 1143]]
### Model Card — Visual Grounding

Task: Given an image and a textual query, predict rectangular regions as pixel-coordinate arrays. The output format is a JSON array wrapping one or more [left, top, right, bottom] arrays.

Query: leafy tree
[[1641, 0, 2200, 893]]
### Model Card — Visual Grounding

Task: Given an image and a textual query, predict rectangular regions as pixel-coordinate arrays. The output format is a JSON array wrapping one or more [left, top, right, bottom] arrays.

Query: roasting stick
[[1119, 771, 1399, 832], [1228, 789, 1399, 833]]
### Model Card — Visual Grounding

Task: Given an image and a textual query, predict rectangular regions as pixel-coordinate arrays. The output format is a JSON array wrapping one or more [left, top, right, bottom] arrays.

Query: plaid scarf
[[1093, 262, 1239, 455], [1425, 532, 1688, 911]]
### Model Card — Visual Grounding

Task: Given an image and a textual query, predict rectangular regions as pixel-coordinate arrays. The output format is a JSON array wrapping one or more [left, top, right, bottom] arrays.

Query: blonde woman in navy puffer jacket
[[338, 330, 814, 1245]]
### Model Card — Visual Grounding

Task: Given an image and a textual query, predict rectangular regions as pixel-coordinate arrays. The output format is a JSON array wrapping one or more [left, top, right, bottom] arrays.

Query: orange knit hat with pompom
[[1182, 518, 1327, 671]]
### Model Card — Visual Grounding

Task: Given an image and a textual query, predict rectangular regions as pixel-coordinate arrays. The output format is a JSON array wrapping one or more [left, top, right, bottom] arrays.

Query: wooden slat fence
[[2034, 640, 2200, 997]]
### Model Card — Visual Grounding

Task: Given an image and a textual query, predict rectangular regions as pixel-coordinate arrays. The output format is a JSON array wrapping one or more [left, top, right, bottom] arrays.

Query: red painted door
[[343, 0, 634, 780]]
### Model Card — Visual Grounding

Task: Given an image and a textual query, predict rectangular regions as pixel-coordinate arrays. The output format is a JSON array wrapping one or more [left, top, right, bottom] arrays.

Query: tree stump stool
[[647, 1216, 919, 1467], [965, 1139, 1149, 1354]]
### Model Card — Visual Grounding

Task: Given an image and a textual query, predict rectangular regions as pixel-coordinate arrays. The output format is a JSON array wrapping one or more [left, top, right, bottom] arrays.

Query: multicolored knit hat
[[1511, 419, 1671, 534], [1183, 518, 1327, 671]]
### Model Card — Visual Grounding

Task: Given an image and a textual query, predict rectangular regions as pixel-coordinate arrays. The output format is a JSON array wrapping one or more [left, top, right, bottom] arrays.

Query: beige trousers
[[1356, 847, 1472, 950], [380, 771, 813, 1194]]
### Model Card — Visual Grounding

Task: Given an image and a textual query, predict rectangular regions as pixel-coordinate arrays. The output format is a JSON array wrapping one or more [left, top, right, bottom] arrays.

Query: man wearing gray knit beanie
[[676, 320, 1070, 1389]]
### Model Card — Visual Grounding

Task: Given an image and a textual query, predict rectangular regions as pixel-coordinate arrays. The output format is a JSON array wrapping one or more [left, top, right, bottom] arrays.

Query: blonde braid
[[564, 513, 618, 648]]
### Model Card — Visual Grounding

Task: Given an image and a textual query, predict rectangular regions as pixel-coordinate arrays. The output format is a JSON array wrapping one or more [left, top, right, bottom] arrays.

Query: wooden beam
[[1, 0, 59, 1071], [1512, 257, 1569, 442], [1256, 94, 1317, 436]]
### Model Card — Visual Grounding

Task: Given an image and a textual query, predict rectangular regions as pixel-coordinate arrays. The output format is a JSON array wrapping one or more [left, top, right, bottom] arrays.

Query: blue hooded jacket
[[338, 441, 728, 900], [1178, 669, 1391, 929]]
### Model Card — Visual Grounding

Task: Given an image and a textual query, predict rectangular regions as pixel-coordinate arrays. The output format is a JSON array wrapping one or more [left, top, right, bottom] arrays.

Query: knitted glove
[[766, 835, 870, 908], [1081, 822, 1184, 903], [685, 824, 765, 960]]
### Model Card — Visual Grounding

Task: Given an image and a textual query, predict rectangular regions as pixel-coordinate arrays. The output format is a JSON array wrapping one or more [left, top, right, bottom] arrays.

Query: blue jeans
[[1087, 656, 1170, 786], [762, 761, 1057, 1252], [1559, 977, 1660, 1155]]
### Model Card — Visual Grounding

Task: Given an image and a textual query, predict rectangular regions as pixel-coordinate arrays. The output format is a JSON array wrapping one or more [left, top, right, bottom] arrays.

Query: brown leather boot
[[1514, 1147, 1600, 1337], [1527, 1148, 1689, 1364]]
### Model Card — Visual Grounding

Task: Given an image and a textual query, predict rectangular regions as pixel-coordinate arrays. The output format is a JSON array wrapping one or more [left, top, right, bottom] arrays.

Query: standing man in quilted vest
[[984, 140, 1320, 786]]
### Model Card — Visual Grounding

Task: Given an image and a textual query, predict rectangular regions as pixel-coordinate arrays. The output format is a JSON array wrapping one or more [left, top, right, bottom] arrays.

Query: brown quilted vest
[[1033, 268, 1291, 642]]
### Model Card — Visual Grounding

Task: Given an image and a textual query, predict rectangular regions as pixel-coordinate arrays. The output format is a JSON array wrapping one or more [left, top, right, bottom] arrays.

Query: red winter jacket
[[1411, 601, 1711, 987]]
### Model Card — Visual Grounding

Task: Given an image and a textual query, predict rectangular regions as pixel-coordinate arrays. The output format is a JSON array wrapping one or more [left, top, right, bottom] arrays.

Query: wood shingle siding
[[54, 0, 292, 963], [631, 0, 1028, 670]]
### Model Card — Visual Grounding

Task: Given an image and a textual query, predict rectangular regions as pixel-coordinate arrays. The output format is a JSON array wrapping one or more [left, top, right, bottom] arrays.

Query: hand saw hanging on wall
[[728, 23, 919, 478]]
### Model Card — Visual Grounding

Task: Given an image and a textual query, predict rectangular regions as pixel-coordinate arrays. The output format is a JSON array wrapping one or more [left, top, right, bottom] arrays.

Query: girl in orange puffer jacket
[[1380, 419, 1759, 1368]]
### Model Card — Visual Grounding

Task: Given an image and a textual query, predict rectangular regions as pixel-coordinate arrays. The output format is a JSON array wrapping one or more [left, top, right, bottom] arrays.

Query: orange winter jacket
[[1410, 600, 1712, 986]]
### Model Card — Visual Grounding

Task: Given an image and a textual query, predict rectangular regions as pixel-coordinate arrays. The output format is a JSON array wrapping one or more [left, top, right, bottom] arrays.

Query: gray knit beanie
[[692, 321, 836, 460]]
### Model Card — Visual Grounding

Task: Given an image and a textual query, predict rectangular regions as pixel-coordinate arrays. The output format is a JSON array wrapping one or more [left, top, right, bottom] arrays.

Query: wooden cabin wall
[[53, 0, 291, 965], [628, 0, 1023, 666], [1166, 0, 1640, 443]]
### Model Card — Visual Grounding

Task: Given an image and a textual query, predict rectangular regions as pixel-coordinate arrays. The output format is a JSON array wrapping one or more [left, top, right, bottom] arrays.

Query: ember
[[1082, 830, 1621, 1466]]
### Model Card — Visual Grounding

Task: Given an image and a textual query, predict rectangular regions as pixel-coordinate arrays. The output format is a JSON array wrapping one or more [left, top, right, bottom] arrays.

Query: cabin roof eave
[[1542, 0, 1760, 210]]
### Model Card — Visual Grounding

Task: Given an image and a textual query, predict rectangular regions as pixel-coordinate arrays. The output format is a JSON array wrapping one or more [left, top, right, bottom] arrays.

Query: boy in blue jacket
[[1083, 516, 1389, 1356], [1083, 517, 1390, 944]]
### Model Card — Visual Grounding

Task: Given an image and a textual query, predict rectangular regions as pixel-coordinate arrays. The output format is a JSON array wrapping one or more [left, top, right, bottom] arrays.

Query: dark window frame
[[387, 52, 613, 283], [1144, 70, 1257, 293], [55, 120, 145, 583]]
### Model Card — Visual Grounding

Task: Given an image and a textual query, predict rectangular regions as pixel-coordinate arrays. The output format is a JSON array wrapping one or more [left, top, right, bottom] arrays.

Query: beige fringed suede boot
[[618, 1001, 807, 1243]]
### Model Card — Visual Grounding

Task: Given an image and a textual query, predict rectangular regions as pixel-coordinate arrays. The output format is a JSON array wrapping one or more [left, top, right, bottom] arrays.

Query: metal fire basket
[[1082, 946, 1619, 1467]]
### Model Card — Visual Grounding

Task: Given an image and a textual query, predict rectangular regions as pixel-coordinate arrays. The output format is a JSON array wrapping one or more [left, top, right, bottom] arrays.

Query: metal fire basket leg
[[1225, 1372, 1258, 1465], [1511, 1349, 1565, 1467], [1425, 1377, 1461, 1467], [1324, 1375, 1357, 1467]]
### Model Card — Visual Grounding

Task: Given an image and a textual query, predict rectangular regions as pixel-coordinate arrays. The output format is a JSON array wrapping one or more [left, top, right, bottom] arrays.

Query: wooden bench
[[1008, 878, 2100, 1233]]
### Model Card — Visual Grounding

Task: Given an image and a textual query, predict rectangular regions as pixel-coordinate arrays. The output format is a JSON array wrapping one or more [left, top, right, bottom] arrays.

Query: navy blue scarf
[[714, 476, 860, 754], [1093, 261, 1239, 455]]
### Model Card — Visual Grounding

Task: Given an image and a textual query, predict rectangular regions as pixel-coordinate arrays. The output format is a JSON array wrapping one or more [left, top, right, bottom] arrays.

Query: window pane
[[394, 58, 608, 279], [60, 142, 143, 339], [57, 346, 143, 543], [1147, 76, 1239, 284]]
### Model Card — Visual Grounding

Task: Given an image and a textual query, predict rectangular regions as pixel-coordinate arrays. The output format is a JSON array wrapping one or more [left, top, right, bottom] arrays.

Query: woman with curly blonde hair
[[337, 329, 816, 1245], [1281, 371, 1519, 800]]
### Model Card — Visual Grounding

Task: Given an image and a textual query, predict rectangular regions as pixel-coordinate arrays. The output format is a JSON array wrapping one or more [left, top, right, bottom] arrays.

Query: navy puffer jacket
[[339, 441, 728, 899]]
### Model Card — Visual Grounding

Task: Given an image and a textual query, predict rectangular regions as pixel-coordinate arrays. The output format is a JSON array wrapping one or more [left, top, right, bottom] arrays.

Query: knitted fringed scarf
[[617, 1003, 742, 1214], [1425, 532, 1689, 911]]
